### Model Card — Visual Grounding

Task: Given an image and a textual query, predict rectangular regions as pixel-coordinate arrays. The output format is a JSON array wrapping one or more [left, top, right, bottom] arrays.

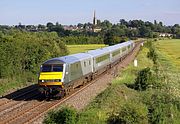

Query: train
[[38, 41, 135, 98]]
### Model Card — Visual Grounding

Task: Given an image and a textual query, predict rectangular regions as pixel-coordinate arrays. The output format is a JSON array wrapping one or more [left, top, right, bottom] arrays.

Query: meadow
[[67, 44, 106, 54], [155, 39, 180, 98], [156, 39, 180, 69]]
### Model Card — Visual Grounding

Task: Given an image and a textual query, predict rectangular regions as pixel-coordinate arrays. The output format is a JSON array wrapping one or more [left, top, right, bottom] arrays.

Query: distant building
[[92, 10, 101, 32], [93, 28, 102, 32], [62, 10, 102, 32], [63, 25, 78, 31], [159, 33, 173, 37]]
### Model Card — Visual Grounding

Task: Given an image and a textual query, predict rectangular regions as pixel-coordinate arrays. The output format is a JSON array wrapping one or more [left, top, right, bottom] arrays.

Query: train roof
[[106, 40, 133, 51], [43, 53, 92, 64], [87, 47, 110, 57], [43, 40, 134, 65], [87, 40, 133, 56]]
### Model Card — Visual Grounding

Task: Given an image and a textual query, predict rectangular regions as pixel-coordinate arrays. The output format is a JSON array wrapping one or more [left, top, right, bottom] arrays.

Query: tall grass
[[155, 39, 180, 98]]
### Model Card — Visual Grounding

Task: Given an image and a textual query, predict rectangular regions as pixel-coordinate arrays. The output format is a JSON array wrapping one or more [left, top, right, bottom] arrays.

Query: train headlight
[[42, 80, 44, 82]]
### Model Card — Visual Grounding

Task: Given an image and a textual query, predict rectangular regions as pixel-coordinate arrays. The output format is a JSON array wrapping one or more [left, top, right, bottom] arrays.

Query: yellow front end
[[38, 72, 65, 98], [38, 72, 63, 86]]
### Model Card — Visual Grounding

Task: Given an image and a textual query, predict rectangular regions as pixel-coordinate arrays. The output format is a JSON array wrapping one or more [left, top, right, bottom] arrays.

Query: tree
[[134, 67, 154, 91], [38, 24, 46, 31], [46, 22, 54, 31], [101, 20, 112, 30], [139, 26, 153, 38], [119, 19, 128, 26], [104, 30, 120, 45]]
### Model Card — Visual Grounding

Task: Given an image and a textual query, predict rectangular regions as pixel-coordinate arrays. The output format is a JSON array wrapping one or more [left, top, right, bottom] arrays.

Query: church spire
[[93, 10, 97, 25]]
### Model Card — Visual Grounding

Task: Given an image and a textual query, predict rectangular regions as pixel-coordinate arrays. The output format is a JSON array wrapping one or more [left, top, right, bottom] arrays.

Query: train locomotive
[[38, 41, 135, 98]]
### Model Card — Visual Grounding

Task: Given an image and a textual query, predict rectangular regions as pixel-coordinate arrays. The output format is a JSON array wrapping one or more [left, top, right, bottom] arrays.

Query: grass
[[67, 44, 106, 54], [113, 47, 154, 85], [155, 39, 180, 98], [77, 40, 180, 123], [44, 40, 180, 123], [0, 79, 27, 95], [155, 39, 180, 69], [77, 46, 154, 123], [0, 73, 36, 96]]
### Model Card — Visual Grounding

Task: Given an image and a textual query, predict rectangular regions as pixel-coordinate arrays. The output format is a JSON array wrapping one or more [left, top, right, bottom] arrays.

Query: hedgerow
[[0, 29, 68, 94]]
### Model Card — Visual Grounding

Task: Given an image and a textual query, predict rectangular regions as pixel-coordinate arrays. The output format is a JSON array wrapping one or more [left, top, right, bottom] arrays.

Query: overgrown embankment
[[44, 39, 180, 124], [0, 30, 68, 95]]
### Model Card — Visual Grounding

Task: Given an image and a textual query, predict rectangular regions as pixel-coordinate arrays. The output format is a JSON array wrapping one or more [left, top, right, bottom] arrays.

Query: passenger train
[[38, 41, 135, 98]]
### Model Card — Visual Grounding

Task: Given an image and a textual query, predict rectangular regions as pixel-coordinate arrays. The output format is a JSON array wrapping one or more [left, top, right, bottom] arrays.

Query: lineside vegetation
[[44, 39, 180, 124], [0, 30, 68, 95]]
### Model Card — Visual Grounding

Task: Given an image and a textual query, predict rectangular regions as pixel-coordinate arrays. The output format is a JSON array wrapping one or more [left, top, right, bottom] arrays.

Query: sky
[[0, 0, 180, 26]]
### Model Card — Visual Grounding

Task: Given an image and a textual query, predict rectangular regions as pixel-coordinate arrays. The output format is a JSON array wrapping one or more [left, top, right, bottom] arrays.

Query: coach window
[[122, 47, 126, 52], [84, 61, 86, 67]]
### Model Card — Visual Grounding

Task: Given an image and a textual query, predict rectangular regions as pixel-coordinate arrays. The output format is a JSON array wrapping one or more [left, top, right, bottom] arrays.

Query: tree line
[[0, 18, 180, 84], [1, 19, 180, 45], [0, 29, 68, 81]]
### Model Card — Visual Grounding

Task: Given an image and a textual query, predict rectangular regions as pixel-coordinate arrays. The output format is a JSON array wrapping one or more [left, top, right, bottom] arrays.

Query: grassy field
[[155, 39, 180, 98], [156, 39, 180, 69], [67, 44, 106, 54]]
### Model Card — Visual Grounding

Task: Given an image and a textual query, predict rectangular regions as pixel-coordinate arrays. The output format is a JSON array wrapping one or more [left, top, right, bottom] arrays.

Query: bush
[[0, 29, 68, 79], [107, 101, 148, 124], [61, 36, 104, 45], [145, 40, 158, 64], [142, 90, 179, 124], [147, 47, 158, 64], [43, 107, 77, 124], [134, 67, 155, 91]]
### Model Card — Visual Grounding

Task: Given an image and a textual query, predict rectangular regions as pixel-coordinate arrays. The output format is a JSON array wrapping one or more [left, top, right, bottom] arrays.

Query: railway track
[[0, 41, 142, 124]]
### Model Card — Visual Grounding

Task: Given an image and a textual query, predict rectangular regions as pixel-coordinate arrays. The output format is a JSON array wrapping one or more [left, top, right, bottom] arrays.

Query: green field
[[155, 39, 180, 98], [67, 44, 106, 54], [156, 39, 180, 69]]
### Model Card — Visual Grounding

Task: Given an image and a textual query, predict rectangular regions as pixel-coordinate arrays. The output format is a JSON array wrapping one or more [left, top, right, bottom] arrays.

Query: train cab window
[[52, 65, 63, 72], [42, 65, 51, 72]]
